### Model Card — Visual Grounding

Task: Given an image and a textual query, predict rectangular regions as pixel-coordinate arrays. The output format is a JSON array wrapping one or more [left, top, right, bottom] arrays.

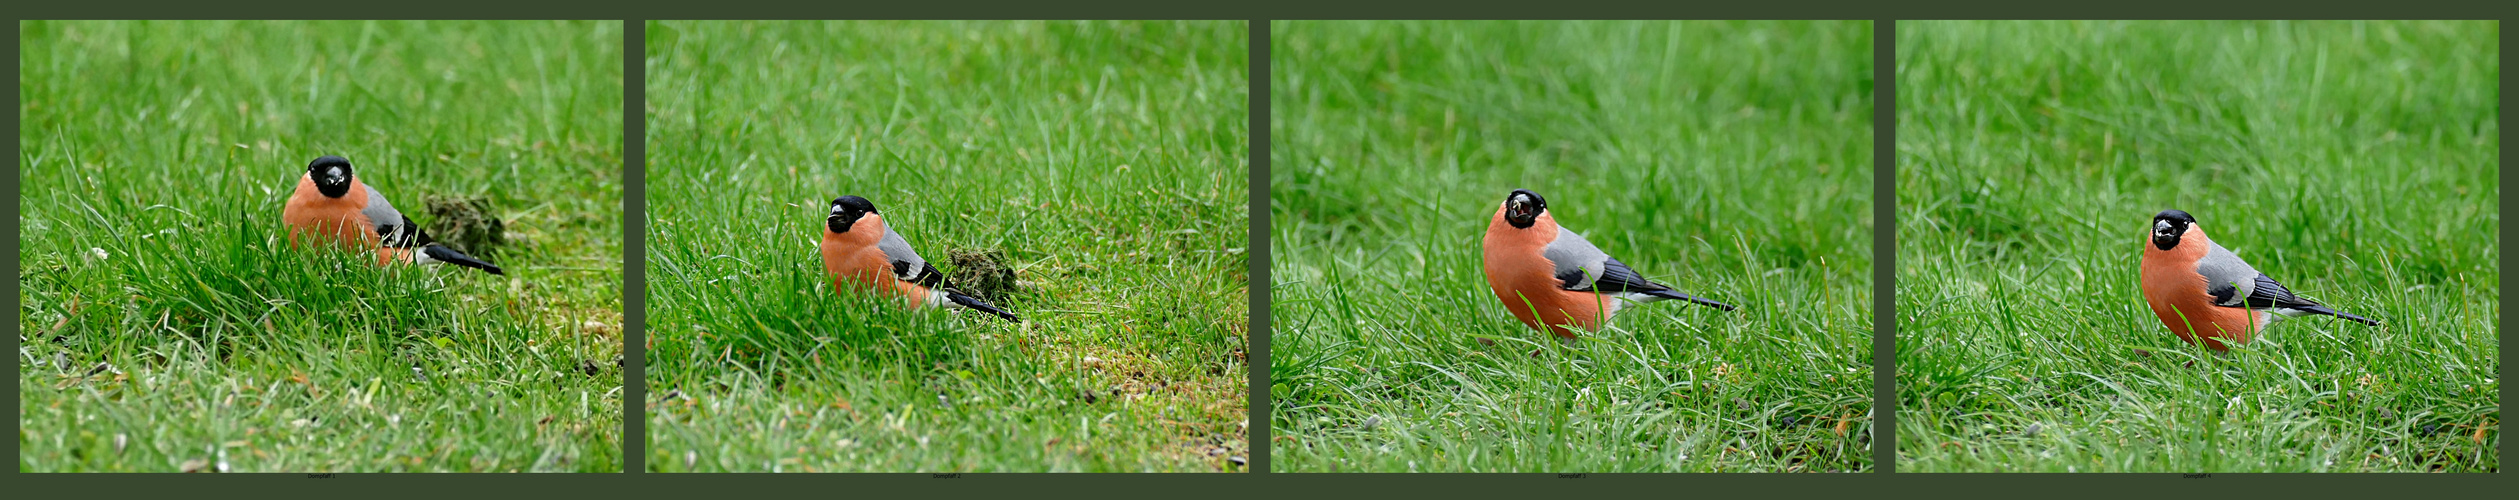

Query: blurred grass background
[[18, 20, 624, 472], [642, 20, 1249, 472], [1270, 20, 1874, 472], [1896, 20, 2497, 472]]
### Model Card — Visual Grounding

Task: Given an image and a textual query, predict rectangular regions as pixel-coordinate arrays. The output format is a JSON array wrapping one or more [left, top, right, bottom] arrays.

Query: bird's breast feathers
[[821, 218, 936, 306], [283, 176, 380, 249]]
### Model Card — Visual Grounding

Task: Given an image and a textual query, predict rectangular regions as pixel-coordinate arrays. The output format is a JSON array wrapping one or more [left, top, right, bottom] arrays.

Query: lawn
[[641, 20, 1249, 473], [17, 21, 625, 472], [1895, 20, 2498, 472], [1268, 20, 1874, 473]]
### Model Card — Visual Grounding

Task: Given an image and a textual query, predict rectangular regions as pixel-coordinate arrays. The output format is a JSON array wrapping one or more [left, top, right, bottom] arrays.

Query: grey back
[[359, 184, 419, 248], [1544, 226, 1613, 289], [876, 224, 932, 282], [2195, 238, 2263, 307]]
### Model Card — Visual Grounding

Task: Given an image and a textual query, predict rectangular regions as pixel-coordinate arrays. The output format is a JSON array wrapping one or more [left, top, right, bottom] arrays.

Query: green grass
[[642, 20, 1249, 473], [1269, 21, 1873, 472], [1895, 20, 2498, 472], [18, 21, 624, 472]]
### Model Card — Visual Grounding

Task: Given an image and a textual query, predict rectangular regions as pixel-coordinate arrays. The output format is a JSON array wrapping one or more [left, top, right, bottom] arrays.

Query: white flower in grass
[[88, 247, 109, 261]]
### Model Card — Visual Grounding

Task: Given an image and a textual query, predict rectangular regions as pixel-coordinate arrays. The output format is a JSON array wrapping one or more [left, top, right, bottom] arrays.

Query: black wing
[[893, 261, 948, 289], [2242, 274, 2323, 309], [376, 214, 425, 249], [1562, 256, 1673, 294]]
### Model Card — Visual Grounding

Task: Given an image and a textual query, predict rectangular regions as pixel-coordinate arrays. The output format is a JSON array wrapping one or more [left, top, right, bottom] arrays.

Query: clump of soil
[[423, 195, 507, 261], [948, 248, 1019, 302]]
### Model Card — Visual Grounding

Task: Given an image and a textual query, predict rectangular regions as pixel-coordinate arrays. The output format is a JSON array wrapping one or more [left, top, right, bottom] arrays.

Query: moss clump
[[947, 248, 1018, 302], [422, 195, 506, 261]]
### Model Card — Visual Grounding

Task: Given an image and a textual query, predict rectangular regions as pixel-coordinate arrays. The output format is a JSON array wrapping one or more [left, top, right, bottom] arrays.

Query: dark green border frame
[[6, 1, 2510, 498]]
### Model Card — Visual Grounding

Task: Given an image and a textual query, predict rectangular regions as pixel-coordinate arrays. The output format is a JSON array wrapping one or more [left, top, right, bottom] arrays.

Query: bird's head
[[828, 195, 880, 234], [307, 156, 355, 198], [2152, 209, 2197, 251], [1502, 189, 1547, 229]]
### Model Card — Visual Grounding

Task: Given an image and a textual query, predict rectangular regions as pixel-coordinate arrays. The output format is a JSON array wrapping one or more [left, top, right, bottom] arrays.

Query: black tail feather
[[1645, 289, 1737, 312], [421, 244, 504, 275], [2300, 304, 2379, 326], [944, 291, 1021, 323]]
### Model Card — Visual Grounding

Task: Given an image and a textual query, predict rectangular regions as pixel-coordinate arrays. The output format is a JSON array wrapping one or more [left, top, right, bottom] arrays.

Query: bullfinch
[[2139, 209, 2377, 351], [818, 195, 1020, 322], [1482, 188, 1734, 338], [281, 156, 503, 275]]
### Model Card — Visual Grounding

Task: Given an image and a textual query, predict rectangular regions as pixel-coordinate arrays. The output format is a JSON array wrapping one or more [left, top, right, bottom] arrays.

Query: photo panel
[[639, 20, 1251, 473], [1268, 20, 1877, 473], [17, 20, 627, 472], [1893, 20, 2498, 473]]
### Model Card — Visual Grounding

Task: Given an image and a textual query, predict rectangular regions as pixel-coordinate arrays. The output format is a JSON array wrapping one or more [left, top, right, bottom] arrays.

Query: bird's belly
[[282, 202, 378, 254], [820, 245, 930, 307], [2140, 270, 2267, 350], [1485, 269, 1610, 338]]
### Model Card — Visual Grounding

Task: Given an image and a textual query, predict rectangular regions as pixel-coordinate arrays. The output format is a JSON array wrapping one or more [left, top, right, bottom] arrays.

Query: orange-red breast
[[280, 156, 503, 274], [1481, 189, 1733, 338], [2139, 209, 2375, 351], [818, 195, 1019, 322]]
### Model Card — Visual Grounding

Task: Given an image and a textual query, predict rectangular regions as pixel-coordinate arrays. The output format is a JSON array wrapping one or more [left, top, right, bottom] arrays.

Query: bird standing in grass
[[2139, 209, 2376, 351], [282, 156, 504, 275], [819, 195, 1021, 322], [1481, 188, 1733, 338]]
